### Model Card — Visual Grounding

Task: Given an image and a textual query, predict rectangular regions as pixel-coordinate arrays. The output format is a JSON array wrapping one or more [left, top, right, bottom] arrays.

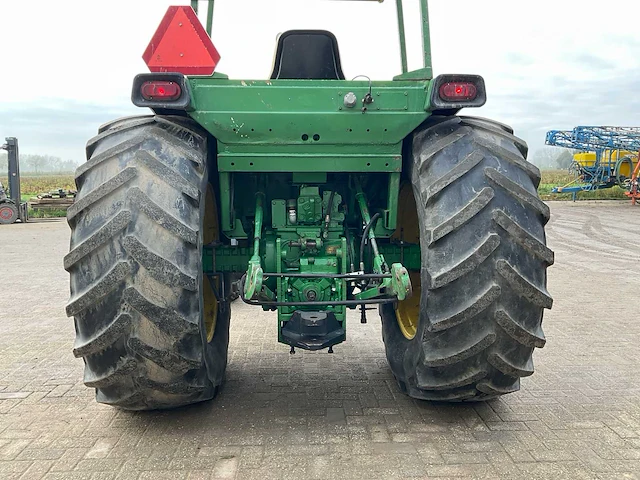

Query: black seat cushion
[[270, 30, 345, 80]]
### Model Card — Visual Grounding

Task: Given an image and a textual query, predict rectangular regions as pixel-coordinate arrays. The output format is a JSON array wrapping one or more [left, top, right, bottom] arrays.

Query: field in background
[[538, 169, 628, 200], [0, 175, 75, 218], [0, 175, 75, 200], [0, 172, 629, 219]]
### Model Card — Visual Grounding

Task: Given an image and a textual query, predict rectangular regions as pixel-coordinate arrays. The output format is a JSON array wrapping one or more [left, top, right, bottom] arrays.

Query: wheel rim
[[0, 205, 16, 222], [391, 184, 421, 340], [203, 184, 220, 342], [396, 271, 421, 340]]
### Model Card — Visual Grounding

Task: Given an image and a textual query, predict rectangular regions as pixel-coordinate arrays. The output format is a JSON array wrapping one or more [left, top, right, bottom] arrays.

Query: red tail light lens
[[439, 82, 478, 101], [140, 81, 181, 100]]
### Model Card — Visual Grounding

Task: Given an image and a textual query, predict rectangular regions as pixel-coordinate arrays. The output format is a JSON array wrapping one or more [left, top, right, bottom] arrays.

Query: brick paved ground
[[1, 201, 639, 479]]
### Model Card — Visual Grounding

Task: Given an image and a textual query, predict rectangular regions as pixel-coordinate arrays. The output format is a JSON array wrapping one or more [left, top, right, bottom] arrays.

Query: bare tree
[[23, 154, 51, 174], [59, 160, 79, 173], [556, 150, 574, 169], [531, 147, 575, 170]]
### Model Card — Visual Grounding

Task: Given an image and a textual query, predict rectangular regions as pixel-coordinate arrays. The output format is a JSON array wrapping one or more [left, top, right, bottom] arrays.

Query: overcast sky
[[1, 0, 639, 163]]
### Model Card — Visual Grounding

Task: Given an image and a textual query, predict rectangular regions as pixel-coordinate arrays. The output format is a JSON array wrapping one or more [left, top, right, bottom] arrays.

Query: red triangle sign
[[143, 6, 220, 76]]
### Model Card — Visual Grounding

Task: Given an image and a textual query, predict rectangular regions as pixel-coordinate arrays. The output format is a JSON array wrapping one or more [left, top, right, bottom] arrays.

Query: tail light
[[430, 75, 486, 110], [439, 82, 477, 102], [132, 73, 192, 111], [140, 81, 181, 101]]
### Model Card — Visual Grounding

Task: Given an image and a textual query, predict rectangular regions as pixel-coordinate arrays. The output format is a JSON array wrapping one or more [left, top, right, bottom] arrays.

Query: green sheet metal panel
[[188, 78, 431, 172]]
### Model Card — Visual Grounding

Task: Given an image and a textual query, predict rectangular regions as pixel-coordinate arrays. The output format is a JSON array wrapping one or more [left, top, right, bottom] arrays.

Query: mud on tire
[[381, 116, 554, 401], [65, 115, 230, 410]]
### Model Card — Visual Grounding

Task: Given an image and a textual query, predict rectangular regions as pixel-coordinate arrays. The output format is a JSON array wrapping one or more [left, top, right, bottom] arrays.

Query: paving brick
[[212, 456, 238, 478], [325, 407, 345, 423], [0, 440, 32, 460], [138, 472, 187, 480], [84, 439, 117, 459], [372, 442, 416, 454], [442, 452, 490, 464], [46, 386, 73, 398], [90, 473, 115, 480], [44, 473, 92, 480], [0, 460, 32, 475], [426, 464, 497, 477], [17, 449, 64, 461], [1, 204, 639, 479], [529, 448, 578, 462], [19, 459, 54, 480], [0, 393, 31, 400], [49, 448, 88, 472], [74, 458, 124, 472]]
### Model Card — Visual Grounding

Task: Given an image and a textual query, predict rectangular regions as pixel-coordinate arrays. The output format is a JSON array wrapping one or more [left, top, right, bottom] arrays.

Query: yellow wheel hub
[[392, 183, 422, 340], [395, 271, 421, 340], [203, 183, 220, 342]]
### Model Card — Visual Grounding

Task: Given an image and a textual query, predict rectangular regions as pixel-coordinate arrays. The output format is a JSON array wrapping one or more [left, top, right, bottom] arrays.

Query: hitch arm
[[354, 177, 388, 274], [353, 177, 412, 302], [243, 191, 273, 301]]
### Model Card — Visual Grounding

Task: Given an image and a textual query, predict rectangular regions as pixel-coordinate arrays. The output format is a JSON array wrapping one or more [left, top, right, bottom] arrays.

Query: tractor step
[[281, 311, 345, 351]]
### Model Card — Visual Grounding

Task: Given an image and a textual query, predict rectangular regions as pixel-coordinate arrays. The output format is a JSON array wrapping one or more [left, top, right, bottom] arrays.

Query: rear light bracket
[[132, 73, 193, 111], [428, 74, 486, 111]]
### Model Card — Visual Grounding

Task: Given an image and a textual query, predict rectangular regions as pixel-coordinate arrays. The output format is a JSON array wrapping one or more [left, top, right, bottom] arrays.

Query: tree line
[[529, 148, 574, 170], [0, 152, 79, 174], [1, 147, 575, 173]]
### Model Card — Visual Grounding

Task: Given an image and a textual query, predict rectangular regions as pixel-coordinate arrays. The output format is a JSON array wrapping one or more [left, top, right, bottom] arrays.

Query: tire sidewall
[[380, 303, 419, 391], [198, 144, 231, 391], [380, 116, 457, 389], [380, 114, 549, 400]]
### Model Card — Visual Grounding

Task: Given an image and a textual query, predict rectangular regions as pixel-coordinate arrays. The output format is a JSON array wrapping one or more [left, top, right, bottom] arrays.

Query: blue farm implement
[[545, 126, 640, 201]]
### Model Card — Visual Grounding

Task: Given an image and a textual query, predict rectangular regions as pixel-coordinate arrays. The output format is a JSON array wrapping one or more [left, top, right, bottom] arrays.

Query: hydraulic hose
[[359, 212, 381, 272], [323, 190, 336, 239]]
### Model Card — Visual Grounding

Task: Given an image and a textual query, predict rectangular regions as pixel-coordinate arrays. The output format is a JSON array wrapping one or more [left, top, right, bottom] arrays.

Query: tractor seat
[[270, 30, 345, 80]]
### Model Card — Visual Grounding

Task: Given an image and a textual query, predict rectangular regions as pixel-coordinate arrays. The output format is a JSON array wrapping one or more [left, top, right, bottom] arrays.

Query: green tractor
[[65, 0, 553, 410]]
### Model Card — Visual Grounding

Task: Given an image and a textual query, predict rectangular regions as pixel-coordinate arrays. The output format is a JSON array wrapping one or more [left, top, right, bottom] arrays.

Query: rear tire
[[381, 116, 554, 401], [65, 115, 230, 410], [0, 202, 18, 224]]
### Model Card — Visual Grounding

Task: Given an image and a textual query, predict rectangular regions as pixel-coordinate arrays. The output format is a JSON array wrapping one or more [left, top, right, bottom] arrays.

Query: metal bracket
[[389, 263, 412, 301], [244, 191, 265, 300]]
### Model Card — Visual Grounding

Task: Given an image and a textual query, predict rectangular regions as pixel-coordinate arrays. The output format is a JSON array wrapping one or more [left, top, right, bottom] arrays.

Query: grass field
[[0, 174, 75, 198], [0, 175, 75, 218], [538, 169, 628, 201]]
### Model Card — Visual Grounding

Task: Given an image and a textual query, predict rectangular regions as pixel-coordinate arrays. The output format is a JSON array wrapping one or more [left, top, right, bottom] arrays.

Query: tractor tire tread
[[428, 284, 501, 332], [423, 331, 497, 367], [127, 187, 198, 244], [83, 357, 137, 389], [66, 115, 228, 410], [429, 233, 500, 289], [492, 210, 554, 265], [380, 115, 552, 402], [122, 235, 197, 291], [67, 167, 138, 222], [64, 210, 132, 270], [73, 312, 132, 358], [428, 187, 494, 245], [484, 167, 550, 222], [66, 261, 132, 317]]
